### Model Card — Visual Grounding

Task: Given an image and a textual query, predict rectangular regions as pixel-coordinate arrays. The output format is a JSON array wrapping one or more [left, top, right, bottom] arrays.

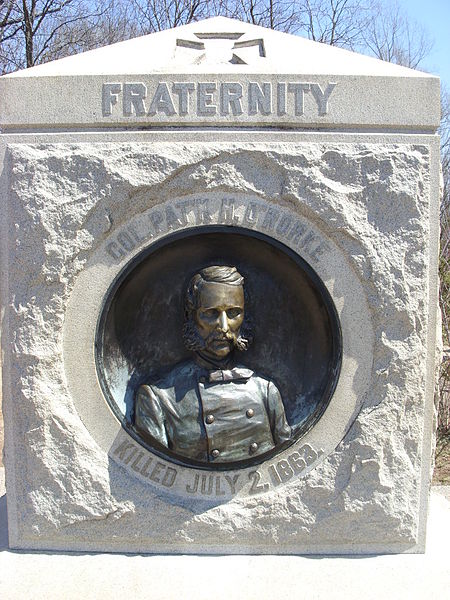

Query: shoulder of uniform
[[137, 383, 152, 393], [234, 364, 255, 379], [235, 365, 268, 385], [243, 371, 281, 397], [136, 383, 155, 400], [145, 359, 197, 389]]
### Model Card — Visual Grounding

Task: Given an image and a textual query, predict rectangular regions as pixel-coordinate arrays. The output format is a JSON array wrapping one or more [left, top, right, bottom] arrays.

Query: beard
[[182, 320, 249, 354]]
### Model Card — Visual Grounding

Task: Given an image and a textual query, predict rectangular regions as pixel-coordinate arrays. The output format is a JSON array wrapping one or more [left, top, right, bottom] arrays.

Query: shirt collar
[[193, 352, 253, 383], [207, 367, 254, 383]]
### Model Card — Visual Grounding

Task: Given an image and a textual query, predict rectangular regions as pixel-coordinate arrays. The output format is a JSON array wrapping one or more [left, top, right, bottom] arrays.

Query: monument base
[[0, 472, 449, 600]]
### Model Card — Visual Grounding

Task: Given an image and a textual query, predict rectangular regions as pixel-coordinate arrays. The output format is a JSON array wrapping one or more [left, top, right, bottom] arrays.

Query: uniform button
[[211, 449, 220, 458], [246, 408, 254, 418], [249, 442, 258, 453], [205, 414, 215, 424]]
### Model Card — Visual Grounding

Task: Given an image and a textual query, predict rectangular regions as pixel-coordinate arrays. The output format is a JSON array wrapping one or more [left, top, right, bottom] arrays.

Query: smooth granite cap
[[0, 17, 440, 130]]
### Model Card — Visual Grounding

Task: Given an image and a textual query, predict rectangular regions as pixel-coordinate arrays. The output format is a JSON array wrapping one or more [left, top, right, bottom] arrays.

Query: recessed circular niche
[[96, 227, 342, 470]]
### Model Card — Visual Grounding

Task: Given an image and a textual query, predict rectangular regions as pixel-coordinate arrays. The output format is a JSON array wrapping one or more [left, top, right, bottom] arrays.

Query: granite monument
[[0, 17, 441, 554]]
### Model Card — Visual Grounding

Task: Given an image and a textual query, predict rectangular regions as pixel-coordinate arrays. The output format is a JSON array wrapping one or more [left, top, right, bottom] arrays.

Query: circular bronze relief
[[96, 227, 342, 470]]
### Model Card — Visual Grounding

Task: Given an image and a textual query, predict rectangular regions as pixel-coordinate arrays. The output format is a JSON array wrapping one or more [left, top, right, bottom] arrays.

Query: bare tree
[[300, 0, 373, 47], [221, 0, 297, 31], [43, 2, 139, 59], [438, 89, 450, 434], [441, 90, 450, 213], [0, 1, 15, 36], [0, 1, 107, 73], [128, 0, 210, 34], [0, 1, 24, 72], [363, 0, 433, 68]]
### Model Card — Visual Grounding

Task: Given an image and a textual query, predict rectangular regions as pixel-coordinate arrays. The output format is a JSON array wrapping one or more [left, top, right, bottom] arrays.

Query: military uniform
[[134, 360, 291, 463]]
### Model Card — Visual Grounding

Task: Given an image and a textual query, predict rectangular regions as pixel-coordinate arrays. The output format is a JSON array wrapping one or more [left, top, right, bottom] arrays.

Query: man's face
[[194, 281, 245, 360]]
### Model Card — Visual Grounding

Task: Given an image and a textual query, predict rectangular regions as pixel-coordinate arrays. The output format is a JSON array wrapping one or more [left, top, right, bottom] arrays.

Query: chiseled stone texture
[[3, 140, 435, 552]]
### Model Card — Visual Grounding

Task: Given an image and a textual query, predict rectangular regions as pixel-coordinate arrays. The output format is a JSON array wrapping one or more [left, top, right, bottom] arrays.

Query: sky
[[397, 0, 450, 89]]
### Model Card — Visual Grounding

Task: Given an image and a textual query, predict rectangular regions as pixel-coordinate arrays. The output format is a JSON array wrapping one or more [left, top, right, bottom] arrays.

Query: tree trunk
[[22, 0, 34, 67]]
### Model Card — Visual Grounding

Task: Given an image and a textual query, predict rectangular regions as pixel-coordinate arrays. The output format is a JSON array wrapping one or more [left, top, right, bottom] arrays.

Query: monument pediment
[[1, 16, 433, 77]]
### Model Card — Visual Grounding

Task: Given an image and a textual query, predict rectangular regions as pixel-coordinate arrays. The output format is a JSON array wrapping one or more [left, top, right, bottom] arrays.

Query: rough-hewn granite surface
[[2, 140, 438, 552]]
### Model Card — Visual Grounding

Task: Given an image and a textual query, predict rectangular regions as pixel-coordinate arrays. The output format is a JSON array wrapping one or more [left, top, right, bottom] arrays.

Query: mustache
[[206, 331, 236, 343], [182, 319, 251, 353]]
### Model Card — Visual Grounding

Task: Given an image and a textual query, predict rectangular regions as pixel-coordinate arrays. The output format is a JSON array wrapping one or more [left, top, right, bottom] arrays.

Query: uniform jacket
[[134, 359, 291, 463]]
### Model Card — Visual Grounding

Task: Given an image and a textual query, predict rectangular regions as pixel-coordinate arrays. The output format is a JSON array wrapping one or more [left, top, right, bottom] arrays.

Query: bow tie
[[207, 367, 254, 383]]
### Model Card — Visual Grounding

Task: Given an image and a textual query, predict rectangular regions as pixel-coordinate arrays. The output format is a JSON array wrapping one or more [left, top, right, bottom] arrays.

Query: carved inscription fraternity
[[102, 81, 337, 119]]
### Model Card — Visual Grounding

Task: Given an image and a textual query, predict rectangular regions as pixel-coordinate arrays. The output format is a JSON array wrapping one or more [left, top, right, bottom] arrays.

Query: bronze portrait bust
[[134, 265, 291, 464]]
